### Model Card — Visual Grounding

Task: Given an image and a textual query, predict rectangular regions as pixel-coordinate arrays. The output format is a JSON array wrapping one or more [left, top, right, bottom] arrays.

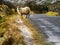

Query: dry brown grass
[[30, 11, 35, 14], [0, 15, 26, 45], [0, 14, 51, 45]]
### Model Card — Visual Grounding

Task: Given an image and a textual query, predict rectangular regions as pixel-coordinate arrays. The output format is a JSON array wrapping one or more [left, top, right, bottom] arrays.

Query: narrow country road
[[29, 14, 60, 45]]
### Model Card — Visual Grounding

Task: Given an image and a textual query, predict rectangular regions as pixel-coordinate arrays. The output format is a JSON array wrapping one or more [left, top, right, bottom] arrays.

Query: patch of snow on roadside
[[15, 17, 36, 45]]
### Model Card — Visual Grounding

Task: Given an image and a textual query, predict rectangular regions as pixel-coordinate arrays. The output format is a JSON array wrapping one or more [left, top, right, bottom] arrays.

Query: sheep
[[17, 6, 30, 18]]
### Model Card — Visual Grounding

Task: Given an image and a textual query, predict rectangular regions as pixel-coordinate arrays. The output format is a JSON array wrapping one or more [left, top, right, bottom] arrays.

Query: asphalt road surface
[[29, 14, 60, 45]]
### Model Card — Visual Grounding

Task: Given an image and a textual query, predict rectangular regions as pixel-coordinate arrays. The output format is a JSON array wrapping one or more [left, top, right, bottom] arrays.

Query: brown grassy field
[[0, 14, 51, 45]]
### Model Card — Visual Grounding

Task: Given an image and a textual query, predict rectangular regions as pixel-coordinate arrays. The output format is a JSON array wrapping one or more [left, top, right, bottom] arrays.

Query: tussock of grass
[[0, 15, 27, 45], [46, 11, 59, 16], [0, 14, 5, 23], [30, 11, 35, 14], [0, 27, 3, 34]]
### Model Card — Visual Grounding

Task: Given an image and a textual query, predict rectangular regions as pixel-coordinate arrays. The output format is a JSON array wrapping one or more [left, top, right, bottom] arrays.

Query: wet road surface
[[29, 14, 60, 45]]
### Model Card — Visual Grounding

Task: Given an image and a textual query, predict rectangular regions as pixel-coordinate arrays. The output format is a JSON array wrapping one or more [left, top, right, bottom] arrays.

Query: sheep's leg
[[26, 15, 27, 18], [21, 15, 23, 18], [28, 14, 30, 18], [26, 15, 28, 18], [21, 14, 23, 18], [27, 14, 30, 18]]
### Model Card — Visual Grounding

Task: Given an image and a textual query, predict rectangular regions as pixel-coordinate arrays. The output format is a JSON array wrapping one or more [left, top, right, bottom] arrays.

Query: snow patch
[[15, 17, 36, 45]]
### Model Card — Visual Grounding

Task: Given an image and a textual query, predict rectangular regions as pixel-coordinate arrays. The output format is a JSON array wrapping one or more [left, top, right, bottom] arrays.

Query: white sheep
[[17, 6, 30, 18]]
